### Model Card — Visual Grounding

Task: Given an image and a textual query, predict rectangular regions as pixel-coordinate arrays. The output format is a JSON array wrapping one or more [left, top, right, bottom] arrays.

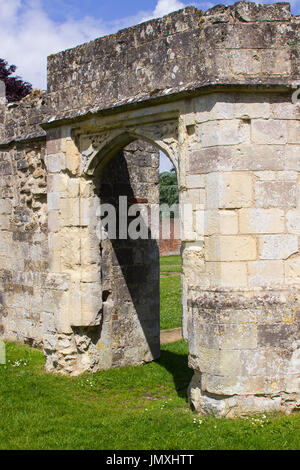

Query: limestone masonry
[[0, 2, 299, 417]]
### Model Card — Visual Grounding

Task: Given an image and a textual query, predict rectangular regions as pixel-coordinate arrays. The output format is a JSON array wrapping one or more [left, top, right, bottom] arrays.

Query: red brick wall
[[159, 218, 181, 256]]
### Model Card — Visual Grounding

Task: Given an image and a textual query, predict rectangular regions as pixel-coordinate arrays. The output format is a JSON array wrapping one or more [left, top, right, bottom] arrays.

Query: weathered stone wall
[[0, 90, 46, 145], [0, 138, 48, 347], [182, 92, 300, 416], [46, 2, 300, 123]]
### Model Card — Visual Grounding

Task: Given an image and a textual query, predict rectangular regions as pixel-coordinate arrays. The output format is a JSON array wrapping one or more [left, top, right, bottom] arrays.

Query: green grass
[[160, 255, 182, 269], [160, 255, 182, 330], [160, 275, 182, 330], [0, 341, 299, 450], [160, 265, 182, 274]]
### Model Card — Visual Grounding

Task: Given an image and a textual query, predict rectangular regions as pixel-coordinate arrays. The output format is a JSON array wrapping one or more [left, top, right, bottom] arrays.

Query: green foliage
[[159, 168, 178, 217]]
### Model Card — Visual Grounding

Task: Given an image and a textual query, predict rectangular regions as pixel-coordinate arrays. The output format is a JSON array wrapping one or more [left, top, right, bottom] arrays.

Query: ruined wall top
[[0, 2, 299, 145], [46, 2, 300, 118]]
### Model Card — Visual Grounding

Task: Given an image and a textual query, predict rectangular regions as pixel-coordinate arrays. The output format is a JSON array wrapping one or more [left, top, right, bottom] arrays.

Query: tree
[[0, 59, 32, 103], [159, 166, 179, 217]]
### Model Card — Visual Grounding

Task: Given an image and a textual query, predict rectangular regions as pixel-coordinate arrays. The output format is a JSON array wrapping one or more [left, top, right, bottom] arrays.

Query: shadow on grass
[[156, 349, 193, 400]]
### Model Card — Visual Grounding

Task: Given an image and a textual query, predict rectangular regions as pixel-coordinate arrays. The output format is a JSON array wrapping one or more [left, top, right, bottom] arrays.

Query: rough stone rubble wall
[[0, 139, 48, 347], [182, 92, 300, 416], [0, 90, 46, 144]]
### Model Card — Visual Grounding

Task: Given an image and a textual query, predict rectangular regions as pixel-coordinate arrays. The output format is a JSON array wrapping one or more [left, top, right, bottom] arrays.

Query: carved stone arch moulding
[[80, 120, 179, 176]]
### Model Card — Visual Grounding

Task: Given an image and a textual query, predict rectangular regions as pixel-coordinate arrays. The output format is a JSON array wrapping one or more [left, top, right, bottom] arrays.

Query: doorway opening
[[96, 139, 182, 368]]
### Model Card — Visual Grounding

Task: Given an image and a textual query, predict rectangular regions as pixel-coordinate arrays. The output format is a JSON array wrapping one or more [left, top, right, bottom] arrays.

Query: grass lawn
[[0, 341, 299, 450], [160, 255, 182, 330], [160, 276, 182, 330], [1, 256, 299, 449], [160, 255, 182, 270]]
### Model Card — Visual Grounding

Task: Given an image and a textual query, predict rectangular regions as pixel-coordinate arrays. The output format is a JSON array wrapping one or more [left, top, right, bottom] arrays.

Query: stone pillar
[[45, 126, 103, 374], [184, 92, 299, 416]]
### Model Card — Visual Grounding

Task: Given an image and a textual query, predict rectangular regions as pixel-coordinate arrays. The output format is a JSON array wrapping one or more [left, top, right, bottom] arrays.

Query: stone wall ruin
[[0, 2, 299, 416]]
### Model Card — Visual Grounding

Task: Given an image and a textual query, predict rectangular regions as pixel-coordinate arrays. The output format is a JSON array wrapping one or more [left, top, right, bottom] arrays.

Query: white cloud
[[0, 0, 112, 89], [0, 0, 191, 90], [153, 0, 185, 17]]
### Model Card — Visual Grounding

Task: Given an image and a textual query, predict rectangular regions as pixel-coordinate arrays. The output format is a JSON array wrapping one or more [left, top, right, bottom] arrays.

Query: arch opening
[[92, 138, 182, 369]]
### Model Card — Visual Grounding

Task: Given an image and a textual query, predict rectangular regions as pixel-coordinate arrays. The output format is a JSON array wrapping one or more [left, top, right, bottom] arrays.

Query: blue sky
[[40, 0, 300, 24], [41, 1, 160, 23], [1, 0, 299, 172]]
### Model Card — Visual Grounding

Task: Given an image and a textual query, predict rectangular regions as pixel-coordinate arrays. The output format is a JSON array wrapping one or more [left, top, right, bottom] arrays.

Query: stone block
[[191, 346, 243, 377], [194, 93, 234, 122], [287, 120, 300, 144], [196, 120, 250, 147], [286, 209, 300, 234], [251, 120, 287, 144], [60, 230, 81, 269], [181, 202, 196, 242], [286, 145, 300, 171], [258, 234, 298, 260], [46, 128, 62, 154], [205, 235, 256, 261], [48, 232, 62, 272], [182, 188, 205, 209], [189, 146, 234, 173], [68, 178, 80, 198], [248, 260, 284, 287], [239, 208, 285, 234], [199, 210, 238, 235], [255, 181, 297, 208], [45, 153, 66, 173], [186, 174, 205, 188], [60, 198, 80, 226], [261, 49, 291, 75], [80, 282, 103, 325], [206, 261, 248, 288], [48, 210, 61, 232], [234, 145, 284, 171], [271, 100, 299, 120], [48, 174, 69, 193], [207, 172, 253, 209], [230, 49, 261, 75], [234, 97, 270, 119], [285, 256, 300, 284], [0, 199, 12, 214], [182, 245, 205, 285], [48, 192, 61, 211]]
